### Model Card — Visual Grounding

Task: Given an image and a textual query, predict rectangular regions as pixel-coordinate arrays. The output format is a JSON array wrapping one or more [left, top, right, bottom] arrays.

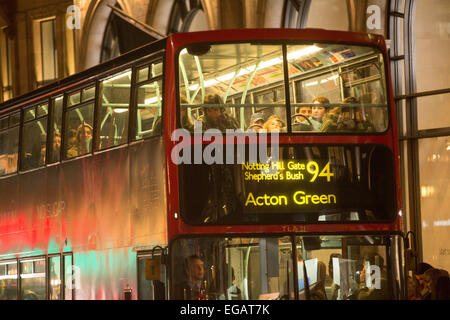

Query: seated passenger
[[320, 107, 342, 132], [174, 255, 208, 300], [335, 97, 376, 132], [300, 96, 330, 131], [294, 106, 312, 123], [75, 122, 93, 156], [197, 94, 238, 132], [262, 115, 285, 133], [66, 129, 78, 158], [246, 112, 265, 132], [356, 253, 390, 300]]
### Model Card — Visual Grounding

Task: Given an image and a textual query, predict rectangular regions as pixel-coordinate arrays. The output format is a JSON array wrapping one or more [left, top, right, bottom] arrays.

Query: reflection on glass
[[82, 86, 96, 102], [178, 43, 287, 132], [151, 62, 163, 78], [20, 259, 46, 300], [0, 261, 18, 300], [171, 235, 403, 300], [49, 96, 63, 164], [49, 256, 61, 300], [287, 44, 388, 133], [138, 66, 149, 82], [65, 103, 94, 158], [24, 107, 35, 122], [0, 127, 19, 176], [295, 235, 396, 300], [64, 255, 72, 300], [171, 236, 293, 300], [135, 79, 162, 139], [10, 112, 20, 127], [37, 104, 48, 117], [68, 91, 81, 107], [21, 118, 47, 170], [97, 70, 131, 150]]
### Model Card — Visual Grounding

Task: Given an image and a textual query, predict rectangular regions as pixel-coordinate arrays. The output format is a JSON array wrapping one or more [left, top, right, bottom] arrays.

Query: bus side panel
[[129, 137, 168, 249], [0, 138, 168, 299]]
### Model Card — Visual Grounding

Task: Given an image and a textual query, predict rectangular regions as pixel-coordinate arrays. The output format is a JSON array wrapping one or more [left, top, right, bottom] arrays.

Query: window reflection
[[171, 235, 403, 300], [171, 236, 294, 300], [20, 259, 46, 300], [0, 261, 18, 300]]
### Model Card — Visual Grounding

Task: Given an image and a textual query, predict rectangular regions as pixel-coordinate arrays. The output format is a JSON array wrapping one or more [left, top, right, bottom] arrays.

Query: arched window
[[283, 0, 311, 28], [168, 0, 208, 34], [100, 4, 121, 63]]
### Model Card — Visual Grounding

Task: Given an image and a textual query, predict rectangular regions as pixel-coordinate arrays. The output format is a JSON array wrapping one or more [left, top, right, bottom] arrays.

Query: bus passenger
[[175, 255, 207, 300], [76, 123, 93, 155], [357, 252, 389, 300], [247, 112, 265, 132], [50, 131, 61, 163], [66, 129, 78, 158], [197, 94, 238, 132], [68, 123, 92, 158], [262, 115, 285, 133], [294, 106, 312, 123], [300, 96, 329, 131]]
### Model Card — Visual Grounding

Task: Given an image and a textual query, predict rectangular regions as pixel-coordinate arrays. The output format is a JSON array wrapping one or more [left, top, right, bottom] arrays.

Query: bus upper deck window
[[0, 112, 19, 176], [97, 69, 132, 150], [178, 43, 287, 132], [21, 103, 48, 171]]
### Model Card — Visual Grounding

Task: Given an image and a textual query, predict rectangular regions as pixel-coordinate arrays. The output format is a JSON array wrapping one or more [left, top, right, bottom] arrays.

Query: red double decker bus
[[0, 28, 405, 300]]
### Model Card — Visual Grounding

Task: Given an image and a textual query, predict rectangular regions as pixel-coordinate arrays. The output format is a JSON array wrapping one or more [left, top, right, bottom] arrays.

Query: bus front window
[[170, 234, 404, 300], [170, 236, 294, 300], [295, 235, 404, 300]]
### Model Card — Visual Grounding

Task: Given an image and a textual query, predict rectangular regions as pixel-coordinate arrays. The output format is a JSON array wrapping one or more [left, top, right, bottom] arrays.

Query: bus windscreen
[[179, 144, 396, 224]]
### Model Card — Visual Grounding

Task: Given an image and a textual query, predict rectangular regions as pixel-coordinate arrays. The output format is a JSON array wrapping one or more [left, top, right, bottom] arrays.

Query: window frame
[[131, 55, 165, 142], [175, 40, 392, 135], [20, 100, 49, 172]]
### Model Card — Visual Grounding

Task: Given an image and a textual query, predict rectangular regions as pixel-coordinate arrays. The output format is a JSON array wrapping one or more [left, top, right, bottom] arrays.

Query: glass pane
[[64, 255, 72, 300], [0, 261, 18, 300], [135, 80, 162, 140], [36, 104, 48, 117], [151, 61, 163, 78], [414, 0, 450, 92], [21, 118, 47, 170], [180, 144, 396, 225], [20, 258, 46, 300], [24, 107, 35, 122], [171, 236, 294, 300], [48, 96, 63, 164], [295, 235, 397, 300], [97, 70, 131, 150], [10, 112, 20, 127], [138, 256, 154, 300], [0, 117, 7, 130], [65, 103, 94, 158], [419, 136, 450, 273], [138, 66, 149, 82], [41, 19, 56, 81], [417, 93, 450, 130], [82, 86, 96, 102], [287, 44, 388, 133], [49, 256, 61, 300], [0, 127, 19, 176], [178, 43, 286, 132], [67, 91, 80, 107]]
